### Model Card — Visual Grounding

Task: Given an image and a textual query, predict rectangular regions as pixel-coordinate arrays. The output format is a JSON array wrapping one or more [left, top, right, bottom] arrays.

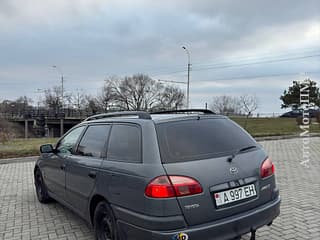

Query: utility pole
[[35, 88, 45, 115], [61, 74, 64, 108], [182, 46, 191, 108], [52, 65, 65, 137]]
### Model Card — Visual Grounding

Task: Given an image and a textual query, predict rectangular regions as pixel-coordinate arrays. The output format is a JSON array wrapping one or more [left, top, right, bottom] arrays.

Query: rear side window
[[156, 118, 256, 163], [107, 124, 141, 163], [76, 125, 110, 158]]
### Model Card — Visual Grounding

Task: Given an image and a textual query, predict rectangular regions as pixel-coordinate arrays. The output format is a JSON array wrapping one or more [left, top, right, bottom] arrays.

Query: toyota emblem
[[230, 167, 238, 175]]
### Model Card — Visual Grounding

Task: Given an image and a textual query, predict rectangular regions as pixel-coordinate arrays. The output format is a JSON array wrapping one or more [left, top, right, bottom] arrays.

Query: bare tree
[[43, 86, 63, 112], [70, 90, 87, 113], [240, 95, 258, 117], [155, 85, 185, 111], [210, 95, 242, 115], [117, 74, 163, 110], [240, 94, 259, 129], [99, 74, 185, 111], [97, 77, 118, 111], [85, 95, 102, 115], [43, 85, 74, 113]]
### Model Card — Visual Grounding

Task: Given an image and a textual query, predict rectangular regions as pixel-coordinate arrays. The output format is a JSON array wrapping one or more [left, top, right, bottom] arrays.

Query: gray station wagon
[[34, 109, 280, 240]]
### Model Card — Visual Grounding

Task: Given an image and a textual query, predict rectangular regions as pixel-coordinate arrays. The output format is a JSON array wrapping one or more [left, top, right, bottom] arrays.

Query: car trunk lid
[[156, 117, 275, 226], [162, 150, 273, 226]]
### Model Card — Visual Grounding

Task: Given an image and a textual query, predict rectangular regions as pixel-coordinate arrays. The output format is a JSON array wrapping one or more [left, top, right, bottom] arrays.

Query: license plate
[[214, 184, 257, 207]]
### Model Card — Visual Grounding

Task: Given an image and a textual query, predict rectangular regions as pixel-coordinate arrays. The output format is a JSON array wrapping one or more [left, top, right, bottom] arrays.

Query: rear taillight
[[145, 175, 203, 198], [145, 176, 175, 198], [260, 158, 275, 179]]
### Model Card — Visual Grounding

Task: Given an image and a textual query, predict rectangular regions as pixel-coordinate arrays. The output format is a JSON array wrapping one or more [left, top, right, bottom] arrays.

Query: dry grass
[[0, 138, 58, 159], [231, 117, 320, 137]]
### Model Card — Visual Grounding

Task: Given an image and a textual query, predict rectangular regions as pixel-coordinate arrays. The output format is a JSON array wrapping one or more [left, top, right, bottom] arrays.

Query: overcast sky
[[0, 0, 319, 113]]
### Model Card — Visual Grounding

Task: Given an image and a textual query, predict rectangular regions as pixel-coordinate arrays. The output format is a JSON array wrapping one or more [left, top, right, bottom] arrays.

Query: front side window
[[57, 126, 86, 155], [107, 124, 141, 163], [76, 125, 111, 158]]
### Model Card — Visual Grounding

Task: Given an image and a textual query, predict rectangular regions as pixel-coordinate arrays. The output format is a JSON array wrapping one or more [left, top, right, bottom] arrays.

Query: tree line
[[0, 74, 185, 117], [1, 75, 319, 119]]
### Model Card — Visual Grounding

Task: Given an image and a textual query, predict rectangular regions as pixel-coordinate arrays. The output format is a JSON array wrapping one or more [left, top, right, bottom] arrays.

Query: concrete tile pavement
[[0, 137, 319, 240]]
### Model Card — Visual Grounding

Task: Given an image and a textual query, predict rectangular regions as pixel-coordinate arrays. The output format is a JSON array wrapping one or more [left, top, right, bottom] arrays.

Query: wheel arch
[[89, 194, 108, 225], [34, 165, 40, 176]]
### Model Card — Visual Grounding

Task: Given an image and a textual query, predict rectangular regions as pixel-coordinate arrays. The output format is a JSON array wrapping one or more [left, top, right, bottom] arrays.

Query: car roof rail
[[150, 109, 215, 115], [84, 111, 152, 121]]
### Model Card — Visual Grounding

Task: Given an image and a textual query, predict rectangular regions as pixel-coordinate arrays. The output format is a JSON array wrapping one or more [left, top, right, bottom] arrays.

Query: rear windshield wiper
[[227, 145, 257, 162]]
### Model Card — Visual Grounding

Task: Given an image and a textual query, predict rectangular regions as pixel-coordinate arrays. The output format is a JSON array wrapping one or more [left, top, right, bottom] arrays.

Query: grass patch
[[231, 117, 320, 137], [0, 138, 58, 159]]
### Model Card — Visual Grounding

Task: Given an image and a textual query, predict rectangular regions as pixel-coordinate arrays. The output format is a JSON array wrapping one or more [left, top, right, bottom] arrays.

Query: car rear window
[[156, 118, 256, 163]]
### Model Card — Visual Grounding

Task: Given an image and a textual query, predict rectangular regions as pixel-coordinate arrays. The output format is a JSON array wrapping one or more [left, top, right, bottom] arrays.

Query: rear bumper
[[116, 196, 281, 240]]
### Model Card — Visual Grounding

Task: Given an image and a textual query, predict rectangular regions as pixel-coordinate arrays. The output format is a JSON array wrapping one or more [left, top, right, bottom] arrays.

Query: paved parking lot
[[0, 137, 319, 240]]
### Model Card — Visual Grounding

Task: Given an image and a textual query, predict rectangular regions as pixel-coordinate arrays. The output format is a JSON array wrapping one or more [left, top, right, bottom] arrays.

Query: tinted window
[[77, 125, 110, 158], [156, 118, 256, 163], [107, 125, 141, 163], [57, 126, 86, 154]]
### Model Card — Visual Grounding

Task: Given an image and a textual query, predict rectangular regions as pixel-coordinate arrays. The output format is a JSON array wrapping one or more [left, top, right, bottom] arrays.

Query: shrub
[[0, 119, 11, 144]]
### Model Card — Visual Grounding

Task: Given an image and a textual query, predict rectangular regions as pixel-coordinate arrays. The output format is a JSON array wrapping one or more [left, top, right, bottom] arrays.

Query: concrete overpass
[[13, 117, 82, 138], [3, 112, 85, 138]]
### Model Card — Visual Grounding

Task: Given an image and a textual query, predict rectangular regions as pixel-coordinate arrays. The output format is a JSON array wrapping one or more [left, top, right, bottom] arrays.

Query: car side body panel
[[40, 153, 66, 200], [66, 155, 103, 212], [93, 121, 183, 217], [35, 113, 280, 240]]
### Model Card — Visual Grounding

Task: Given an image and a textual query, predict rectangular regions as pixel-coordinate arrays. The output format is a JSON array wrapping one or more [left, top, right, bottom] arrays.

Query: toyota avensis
[[34, 110, 280, 240]]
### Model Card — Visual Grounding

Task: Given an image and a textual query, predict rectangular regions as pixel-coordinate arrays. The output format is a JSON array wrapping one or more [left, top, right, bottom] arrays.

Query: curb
[[0, 156, 38, 165], [255, 133, 320, 142]]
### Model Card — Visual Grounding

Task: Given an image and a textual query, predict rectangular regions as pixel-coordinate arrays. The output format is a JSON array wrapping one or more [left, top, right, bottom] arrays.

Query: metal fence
[[0, 108, 93, 120]]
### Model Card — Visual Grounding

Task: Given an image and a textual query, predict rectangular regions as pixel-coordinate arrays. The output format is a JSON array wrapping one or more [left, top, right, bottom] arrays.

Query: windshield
[[156, 118, 257, 163]]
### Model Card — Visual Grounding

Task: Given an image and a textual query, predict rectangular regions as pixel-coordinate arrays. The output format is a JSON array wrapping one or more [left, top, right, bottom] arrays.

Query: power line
[[158, 79, 187, 84], [193, 47, 320, 68], [192, 54, 320, 72], [133, 47, 320, 76], [150, 53, 320, 77], [155, 71, 320, 85], [194, 71, 320, 83]]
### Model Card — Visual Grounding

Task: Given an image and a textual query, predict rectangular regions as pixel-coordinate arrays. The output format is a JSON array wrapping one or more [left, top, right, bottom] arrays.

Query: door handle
[[60, 164, 66, 170], [88, 171, 97, 179]]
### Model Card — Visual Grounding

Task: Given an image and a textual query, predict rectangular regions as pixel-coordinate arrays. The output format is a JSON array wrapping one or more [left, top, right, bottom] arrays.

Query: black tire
[[94, 201, 118, 240], [34, 169, 51, 203]]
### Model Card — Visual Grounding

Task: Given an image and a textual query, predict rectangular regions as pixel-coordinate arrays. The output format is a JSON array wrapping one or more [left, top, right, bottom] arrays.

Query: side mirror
[[40, 144, 54, 154]]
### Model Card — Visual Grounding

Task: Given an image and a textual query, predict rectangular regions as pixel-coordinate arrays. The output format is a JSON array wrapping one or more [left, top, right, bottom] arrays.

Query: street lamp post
[[182, 46, 191, 109], [52, 65, 64, 109]]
